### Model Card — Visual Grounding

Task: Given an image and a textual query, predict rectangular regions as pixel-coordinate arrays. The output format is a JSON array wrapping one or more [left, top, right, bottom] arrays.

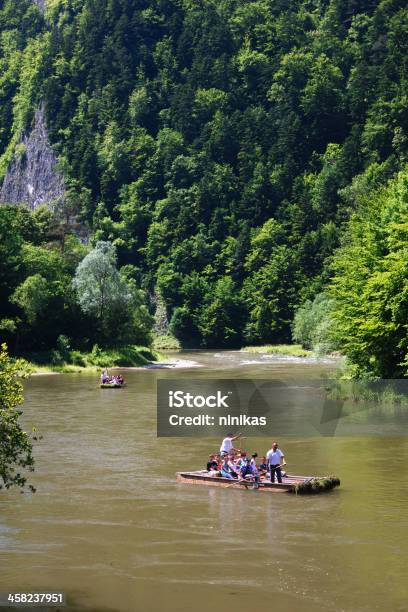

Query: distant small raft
[[176, 471, 340, 494], [100, 382, 126, 389]]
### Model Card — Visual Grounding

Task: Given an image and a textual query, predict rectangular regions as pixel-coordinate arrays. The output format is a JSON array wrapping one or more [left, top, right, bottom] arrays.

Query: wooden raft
[[176, 470, 340, 494], [100, 382, 126, 388]]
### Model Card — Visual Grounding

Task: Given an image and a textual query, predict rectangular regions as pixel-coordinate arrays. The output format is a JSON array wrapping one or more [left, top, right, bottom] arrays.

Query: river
[[0, 351, 407, 612]]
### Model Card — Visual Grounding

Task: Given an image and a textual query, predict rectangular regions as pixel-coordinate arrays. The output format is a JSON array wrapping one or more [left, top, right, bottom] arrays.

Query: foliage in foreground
[[0, 344, 35, 491]]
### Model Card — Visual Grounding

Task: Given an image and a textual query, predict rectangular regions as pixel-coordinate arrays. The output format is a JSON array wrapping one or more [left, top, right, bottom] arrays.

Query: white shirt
[[266, 448, 284, 466], [250, 458, 259, 474], [220, 437, 233, 453]]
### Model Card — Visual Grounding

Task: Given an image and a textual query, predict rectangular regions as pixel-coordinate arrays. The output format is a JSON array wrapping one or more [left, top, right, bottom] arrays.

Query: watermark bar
[[0, 592, 66, 607], [157, 378, 408, 437]]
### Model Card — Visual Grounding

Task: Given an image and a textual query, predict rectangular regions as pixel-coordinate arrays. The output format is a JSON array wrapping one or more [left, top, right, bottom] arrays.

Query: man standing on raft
[[266, 441, 285, 483], [220, 432, 243, 457]]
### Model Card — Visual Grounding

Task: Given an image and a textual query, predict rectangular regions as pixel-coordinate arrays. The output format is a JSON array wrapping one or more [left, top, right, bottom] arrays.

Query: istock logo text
[[168, 390, 230, 408]]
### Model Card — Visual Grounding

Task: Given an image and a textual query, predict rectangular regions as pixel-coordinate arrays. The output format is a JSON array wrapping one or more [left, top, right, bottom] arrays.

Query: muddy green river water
[[0, 351, 407, 612]]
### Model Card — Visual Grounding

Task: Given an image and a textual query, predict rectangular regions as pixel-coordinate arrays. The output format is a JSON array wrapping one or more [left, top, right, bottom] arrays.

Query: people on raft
[[220, 455, 239, 479], [237, 451, 247, 467], [100, 371, 125, 385], [240, 456, 259, 482], [206, 438, 286, 482], [220, 432, 243, 457], [250, 453, 258, 469], [228, 454, 241, 478], [266, 441, 285, 484], [258, 456, 268, 477], [206, 454, 219, 476]]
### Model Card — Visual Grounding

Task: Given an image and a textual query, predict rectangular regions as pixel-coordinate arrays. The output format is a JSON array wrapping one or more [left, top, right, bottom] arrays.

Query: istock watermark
[[156, 379, 408, 437], [169, 390, 231, 409]]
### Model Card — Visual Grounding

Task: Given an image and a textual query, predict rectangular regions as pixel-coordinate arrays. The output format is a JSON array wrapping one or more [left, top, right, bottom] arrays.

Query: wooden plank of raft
[[176, 473, 293, 492]]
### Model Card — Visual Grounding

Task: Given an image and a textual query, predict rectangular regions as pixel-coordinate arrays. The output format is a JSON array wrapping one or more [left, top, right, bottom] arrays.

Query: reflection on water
[[0, 351, 407, 612]]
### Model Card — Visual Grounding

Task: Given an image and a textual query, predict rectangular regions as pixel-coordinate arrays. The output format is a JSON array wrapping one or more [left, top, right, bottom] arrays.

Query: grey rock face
[[0, 105, 65, 210], [153, 291, 170, 336]]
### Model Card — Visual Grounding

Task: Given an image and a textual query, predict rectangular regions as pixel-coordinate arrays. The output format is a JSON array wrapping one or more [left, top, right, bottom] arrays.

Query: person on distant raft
[[266, 441, 285, 484], [227, 454, 240, 478], [206, 454, 219, 476], [240, 456, 259, 482], [220, 432, 243, 457], [237, 450, 248, 467], [258, 456, 268, 478], [221, 455, 238, 479], [250, 452, 258, 470]]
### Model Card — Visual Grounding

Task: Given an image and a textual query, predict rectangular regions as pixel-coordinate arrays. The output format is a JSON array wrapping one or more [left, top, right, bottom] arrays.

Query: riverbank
[[241, 344, 314, 358], [23, 345, 161, 374], [24, 342, 338, 374]]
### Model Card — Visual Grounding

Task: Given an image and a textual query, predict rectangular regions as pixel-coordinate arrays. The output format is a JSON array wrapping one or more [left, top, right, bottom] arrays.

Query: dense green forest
[[0, 0, 407, 376]]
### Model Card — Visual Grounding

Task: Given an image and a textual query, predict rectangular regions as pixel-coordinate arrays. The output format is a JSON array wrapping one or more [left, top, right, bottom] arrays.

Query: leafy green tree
[[11, 274, 51, 324], [243, 220, 299, 343], [0, 207, 24, 311], [170, 306, 200, 347], [292, 293, 336, 354], [73, 241, 152, 344], [8, 242, 81, 350], [73, 241, 131, 323], [0, 343, 35, 491], [198, 276, 246, 347], [328, 170, 408, 377]]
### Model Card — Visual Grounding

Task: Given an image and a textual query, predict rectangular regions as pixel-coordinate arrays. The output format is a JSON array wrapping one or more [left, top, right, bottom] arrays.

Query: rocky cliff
[[0, 105, 65, 210]]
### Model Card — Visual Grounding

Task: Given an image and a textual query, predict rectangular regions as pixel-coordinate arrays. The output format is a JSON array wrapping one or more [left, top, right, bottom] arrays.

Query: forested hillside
[[0, 0, 407, 375]]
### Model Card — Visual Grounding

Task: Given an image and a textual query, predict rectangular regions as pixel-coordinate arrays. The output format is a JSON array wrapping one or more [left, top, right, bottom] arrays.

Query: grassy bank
[[22, 345, 160, 374], [241, 344, 313, 358], [152, 334, 181, 350]]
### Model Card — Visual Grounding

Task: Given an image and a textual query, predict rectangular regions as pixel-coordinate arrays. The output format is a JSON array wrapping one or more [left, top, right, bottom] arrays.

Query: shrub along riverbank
[[241, 345, 313, 358], [22, 345, 160, 374], [152, 334, 181, 351]]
